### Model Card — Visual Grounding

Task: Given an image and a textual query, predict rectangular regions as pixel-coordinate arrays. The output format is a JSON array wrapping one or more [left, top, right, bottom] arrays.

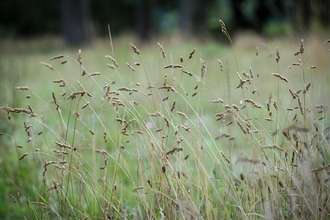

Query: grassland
[[0, 30, 330, 219]]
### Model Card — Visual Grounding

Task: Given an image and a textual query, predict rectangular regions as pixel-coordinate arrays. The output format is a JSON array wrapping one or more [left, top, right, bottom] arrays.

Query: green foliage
[[263, 21, 293, 37]]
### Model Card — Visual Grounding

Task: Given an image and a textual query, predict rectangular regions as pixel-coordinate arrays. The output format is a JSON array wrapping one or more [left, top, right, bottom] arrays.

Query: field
[[1, 29, 330, 219]]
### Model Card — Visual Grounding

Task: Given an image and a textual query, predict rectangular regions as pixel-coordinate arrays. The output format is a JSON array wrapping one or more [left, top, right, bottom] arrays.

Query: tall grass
[[1, 25, 330, 219]]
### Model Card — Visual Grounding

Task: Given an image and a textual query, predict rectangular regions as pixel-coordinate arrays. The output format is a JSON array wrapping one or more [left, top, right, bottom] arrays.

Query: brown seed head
[[256, 46, 259, 56], [15, 86, 29, 90], [189, 48, 196, 59], [217, 59, 223, 72], [126, 62, 136, 72], [40, 62, 54, 70], [78, 49, 82, 65], [130, 43, 140, 55], [276, 47, 280, 63], [157, 42, 166, 58], [300, 39, 304, 54], [49, 54, 64, 60]]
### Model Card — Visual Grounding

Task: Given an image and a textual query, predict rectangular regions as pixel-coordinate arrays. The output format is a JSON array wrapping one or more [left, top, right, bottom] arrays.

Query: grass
[[1, 27, 330, 219]]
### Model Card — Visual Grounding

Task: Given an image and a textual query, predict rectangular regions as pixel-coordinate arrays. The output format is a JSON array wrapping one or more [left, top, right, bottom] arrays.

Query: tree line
[[0, 0, 329, 45]]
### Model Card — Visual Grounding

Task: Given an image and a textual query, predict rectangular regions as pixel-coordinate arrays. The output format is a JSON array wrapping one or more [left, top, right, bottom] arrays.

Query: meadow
[[1, 25, 330, 219]]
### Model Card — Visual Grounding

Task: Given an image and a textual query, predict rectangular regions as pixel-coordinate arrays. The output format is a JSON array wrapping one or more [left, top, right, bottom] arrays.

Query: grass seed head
[[272, 73, 288, 83], [126, 62, 135, 72], [157, 42, 166, 58], [49, 54, 64, 60], [276, 47, 280, 63], [19, 152, 29, 160], [15, 86, 29, 90], [300, 39, 304, 54], [105, 55, 119, 67], [256, 46, 259, 56], [130, 43, 140, 55], [189, 48, 196, 59], [40, 62, 54, 70], [78, 49, 82, 65]]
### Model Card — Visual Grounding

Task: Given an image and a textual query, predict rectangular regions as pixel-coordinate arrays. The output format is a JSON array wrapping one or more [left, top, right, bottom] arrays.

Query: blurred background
[[0, 0, 329, 46]]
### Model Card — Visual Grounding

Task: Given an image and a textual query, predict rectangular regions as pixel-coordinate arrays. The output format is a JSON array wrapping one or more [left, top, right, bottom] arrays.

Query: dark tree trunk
[[254, 0, 268, 33], [196, 0, 207, 41], [313, 0, 330, 27], [61, 0, 92, 46], [293, 0, 311, 33], [254, 0, 285, 33], [232, 0, 250, 30], [180, 0, 192, 39], [136, 0, 152, 41]]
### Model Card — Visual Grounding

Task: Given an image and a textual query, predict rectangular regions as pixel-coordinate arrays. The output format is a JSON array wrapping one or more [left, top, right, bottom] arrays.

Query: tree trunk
[[180, 0, 192, 39], [293, 0, 311, 33], [313, 0, 330, 27], [196, 0, 207, 41], [136, 0, 152, 41], [61, 0, 92, 46], [232, 0, 250, 30]]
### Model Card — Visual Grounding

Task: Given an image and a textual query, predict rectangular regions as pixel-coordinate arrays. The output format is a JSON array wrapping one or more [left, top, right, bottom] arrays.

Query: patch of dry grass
[[1, 23, 330, 219]]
